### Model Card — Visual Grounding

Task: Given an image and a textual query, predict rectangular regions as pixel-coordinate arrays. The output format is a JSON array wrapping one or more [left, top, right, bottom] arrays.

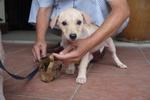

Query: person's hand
[[32, 40, 47, 61], [53, 38, 92, 63]]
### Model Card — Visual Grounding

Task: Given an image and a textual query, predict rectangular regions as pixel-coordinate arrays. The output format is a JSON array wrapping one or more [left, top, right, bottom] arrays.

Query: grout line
[[5, 48, 28, 55], [69, 63, 94, 100], [137, 45, 150, 65], [69, 84, 81, 100]]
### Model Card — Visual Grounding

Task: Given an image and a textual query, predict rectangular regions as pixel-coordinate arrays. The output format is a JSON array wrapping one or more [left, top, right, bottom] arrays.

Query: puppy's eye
[[62, 21, 67, 26], [77, 20, 82, 25]]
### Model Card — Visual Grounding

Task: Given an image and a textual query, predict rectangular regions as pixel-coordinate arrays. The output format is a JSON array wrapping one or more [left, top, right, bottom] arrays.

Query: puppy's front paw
[[76, 76, 87, 84], [117, 63, 127, 69]]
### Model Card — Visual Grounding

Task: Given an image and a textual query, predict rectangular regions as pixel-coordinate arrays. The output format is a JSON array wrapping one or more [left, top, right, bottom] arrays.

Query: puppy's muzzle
[[69, 33, 77, 40]]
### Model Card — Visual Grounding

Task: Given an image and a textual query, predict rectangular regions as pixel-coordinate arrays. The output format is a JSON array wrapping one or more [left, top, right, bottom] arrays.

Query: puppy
[[51, 8, 127, 84]]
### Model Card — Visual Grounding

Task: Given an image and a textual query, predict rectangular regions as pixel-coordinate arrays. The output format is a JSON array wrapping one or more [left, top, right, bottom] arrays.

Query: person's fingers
[[34, 46, 41, 61], [59, 47, 72, 55], [53, 50, 79, 60], [59, 49, 67, 55], [69, 40, 81, 46], [62, 57, 80, 64], [59, 49, 66, 55], [32, 48, 37, 61], [41, 45, 47, 57]]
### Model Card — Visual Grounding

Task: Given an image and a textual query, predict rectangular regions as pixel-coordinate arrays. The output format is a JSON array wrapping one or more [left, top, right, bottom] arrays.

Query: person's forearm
[[36, 7, 52, 42], [89, 1, 130, 48]]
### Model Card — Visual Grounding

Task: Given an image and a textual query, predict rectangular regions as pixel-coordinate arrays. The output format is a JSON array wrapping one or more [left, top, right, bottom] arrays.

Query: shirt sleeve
[[28, 0, 54, 23], [37, 0, 54, 7]]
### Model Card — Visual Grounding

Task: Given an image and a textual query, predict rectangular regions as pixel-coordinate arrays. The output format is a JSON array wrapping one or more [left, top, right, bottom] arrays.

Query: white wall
[[0, 0, 5, 23]]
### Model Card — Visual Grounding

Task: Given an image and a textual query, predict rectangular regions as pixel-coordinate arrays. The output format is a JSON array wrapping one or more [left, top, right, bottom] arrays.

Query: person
[[29, 0, 130, 63], [0, 27, 5, 100]]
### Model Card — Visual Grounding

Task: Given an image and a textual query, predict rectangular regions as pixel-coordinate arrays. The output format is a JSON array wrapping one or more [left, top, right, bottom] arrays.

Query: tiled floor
[[2, 43, 150, 100]]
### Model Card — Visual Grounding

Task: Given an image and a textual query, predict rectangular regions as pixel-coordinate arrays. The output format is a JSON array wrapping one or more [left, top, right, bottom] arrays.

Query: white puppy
[[51, 8, 127, 84]]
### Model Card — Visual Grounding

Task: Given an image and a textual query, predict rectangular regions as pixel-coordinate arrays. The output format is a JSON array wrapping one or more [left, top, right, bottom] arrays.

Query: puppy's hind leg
[[107, 38, 127, 69], [65, 63, 75, 74]]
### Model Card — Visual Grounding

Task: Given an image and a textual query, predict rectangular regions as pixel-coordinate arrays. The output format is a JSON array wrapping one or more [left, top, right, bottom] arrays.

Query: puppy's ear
[[82, 12, 92, 24], [50, 16, 59, 29]]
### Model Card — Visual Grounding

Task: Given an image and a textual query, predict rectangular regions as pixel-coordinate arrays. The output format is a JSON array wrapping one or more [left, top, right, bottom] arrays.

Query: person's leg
[[102, 0, 129, 36], [114, 18, 130, 36], [0, 30, 5, 100], [0, 75, 5, 100]]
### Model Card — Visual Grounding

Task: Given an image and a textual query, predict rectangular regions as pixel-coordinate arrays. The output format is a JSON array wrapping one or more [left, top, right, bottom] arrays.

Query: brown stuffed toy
[[38, 55, 62, 83]]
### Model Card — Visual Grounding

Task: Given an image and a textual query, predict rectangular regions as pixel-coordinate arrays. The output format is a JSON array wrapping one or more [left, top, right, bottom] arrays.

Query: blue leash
[[0, 60, 38, 80]]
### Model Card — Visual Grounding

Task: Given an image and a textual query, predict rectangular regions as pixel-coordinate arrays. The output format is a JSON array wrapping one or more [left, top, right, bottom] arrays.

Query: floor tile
[[141, 47, 150, 61], [73, 47, 150, 100], [3, 43, 32, 54], [74, 72, 150, 100], [90, 47, 150, 75], [4, 74, 77, 100], [5, 93, 50, 100], [3, 43, 150, 100], [3, 47, 34, 80]]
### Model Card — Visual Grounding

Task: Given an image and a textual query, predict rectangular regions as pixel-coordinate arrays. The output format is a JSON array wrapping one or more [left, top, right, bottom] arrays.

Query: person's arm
[[32, 0, 54, 60], [36, 7, 52, 43], [33, 7, 52, 60], [53, 0, 130, 63], [88, 0, 130, 48]]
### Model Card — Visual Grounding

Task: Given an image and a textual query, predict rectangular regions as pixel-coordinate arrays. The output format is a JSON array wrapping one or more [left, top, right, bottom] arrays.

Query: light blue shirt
[[28, 0, 129, 33]]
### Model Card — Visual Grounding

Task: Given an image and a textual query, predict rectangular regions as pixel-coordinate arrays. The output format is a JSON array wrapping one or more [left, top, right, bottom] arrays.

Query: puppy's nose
[[69, 33, 77, 40]]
